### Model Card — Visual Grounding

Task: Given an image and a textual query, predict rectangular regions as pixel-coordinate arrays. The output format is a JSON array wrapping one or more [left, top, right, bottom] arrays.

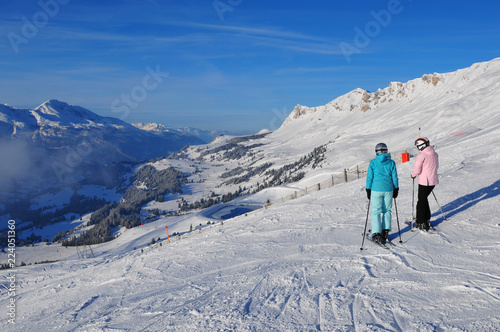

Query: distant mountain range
[[131, 122, 234, 144], [0, 100, 206, 201]]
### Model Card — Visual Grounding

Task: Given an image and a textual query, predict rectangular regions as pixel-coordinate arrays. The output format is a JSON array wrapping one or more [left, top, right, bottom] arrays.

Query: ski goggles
[[415, 141, 427, 151]]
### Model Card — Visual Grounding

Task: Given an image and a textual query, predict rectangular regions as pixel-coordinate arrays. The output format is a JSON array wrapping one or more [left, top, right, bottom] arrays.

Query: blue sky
[[1, 0, 499, 133]]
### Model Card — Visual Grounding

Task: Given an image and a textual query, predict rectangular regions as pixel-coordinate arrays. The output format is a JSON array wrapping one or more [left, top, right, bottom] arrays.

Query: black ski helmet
[[375, 142, 388, 155], [415, 137, 430, 151]]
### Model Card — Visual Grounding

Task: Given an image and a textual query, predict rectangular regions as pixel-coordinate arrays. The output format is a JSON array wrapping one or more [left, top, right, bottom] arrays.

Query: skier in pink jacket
[[411, 137, 439, 230]]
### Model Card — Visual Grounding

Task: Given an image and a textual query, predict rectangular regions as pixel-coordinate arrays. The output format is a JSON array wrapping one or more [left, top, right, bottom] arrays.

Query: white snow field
[[2, 58, 500, 331]]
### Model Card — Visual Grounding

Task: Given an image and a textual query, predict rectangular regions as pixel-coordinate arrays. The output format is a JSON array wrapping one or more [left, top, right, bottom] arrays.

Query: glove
[[366, 189, 371, 200], [393, 188, 399, 198]]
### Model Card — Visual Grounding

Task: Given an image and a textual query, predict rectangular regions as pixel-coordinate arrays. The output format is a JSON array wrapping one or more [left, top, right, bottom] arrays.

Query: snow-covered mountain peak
[[0, 101, 208, 201], [0, 104, 37, 137], [133, 122, 169, 133], [32, 99, 105, 127]]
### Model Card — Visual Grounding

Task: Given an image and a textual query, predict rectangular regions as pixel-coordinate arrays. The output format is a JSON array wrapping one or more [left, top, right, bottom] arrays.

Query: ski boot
[[372, 233, 383, 244], [425, 219, 431, 231], [382, 229, 390, 243]]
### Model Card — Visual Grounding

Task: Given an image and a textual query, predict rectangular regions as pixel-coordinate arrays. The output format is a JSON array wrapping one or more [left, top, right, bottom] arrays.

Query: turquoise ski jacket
[[366, 153, 399, 192]]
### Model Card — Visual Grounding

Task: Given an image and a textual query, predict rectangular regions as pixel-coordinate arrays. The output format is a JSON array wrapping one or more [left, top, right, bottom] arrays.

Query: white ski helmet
[[375, 142, 388, 155], [415, 137, 430, 151]]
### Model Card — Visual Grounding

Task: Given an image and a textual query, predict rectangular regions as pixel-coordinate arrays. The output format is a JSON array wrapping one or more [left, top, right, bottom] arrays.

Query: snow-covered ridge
[[283, 58, 500, 126], [132, 122, 170, 132], [2, 99, 127, 137]]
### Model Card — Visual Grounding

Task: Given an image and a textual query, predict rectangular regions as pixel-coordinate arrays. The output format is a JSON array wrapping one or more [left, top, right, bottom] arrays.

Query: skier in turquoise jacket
[[366, 143, 399, 244]]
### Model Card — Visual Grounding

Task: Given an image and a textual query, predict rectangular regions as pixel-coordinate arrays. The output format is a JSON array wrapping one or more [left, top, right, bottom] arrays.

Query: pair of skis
[[360, 198, 403, 251]]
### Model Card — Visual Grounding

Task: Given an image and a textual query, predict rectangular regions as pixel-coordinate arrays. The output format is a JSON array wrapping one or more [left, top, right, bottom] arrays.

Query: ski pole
[[411, 177, 415, 231], [432, 190, 447, 221], [393, 198, 403, 243], [360, 199, 370, 251]]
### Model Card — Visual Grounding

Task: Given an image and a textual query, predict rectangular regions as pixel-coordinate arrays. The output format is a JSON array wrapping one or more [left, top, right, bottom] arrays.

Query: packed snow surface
[[1, 58, 500, 331]]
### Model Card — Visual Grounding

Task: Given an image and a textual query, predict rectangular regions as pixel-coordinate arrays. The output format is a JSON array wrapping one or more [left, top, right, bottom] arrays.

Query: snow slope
[[2, 58, 500, 331], [2, 128, 500, 331]]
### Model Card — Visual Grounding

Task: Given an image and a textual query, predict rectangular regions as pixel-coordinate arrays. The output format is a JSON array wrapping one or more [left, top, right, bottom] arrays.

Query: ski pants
[[370, 191, 392, 234], [416, 185, 435, 225]]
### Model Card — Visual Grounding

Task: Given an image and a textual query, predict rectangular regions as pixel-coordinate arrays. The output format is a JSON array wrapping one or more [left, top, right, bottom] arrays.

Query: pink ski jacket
[[411, 145, 439, 186]]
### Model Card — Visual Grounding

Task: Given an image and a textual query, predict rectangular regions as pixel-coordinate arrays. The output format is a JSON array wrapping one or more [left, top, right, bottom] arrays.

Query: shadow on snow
[[432, 178, 500, 226], [393, 179, 500, 238]]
